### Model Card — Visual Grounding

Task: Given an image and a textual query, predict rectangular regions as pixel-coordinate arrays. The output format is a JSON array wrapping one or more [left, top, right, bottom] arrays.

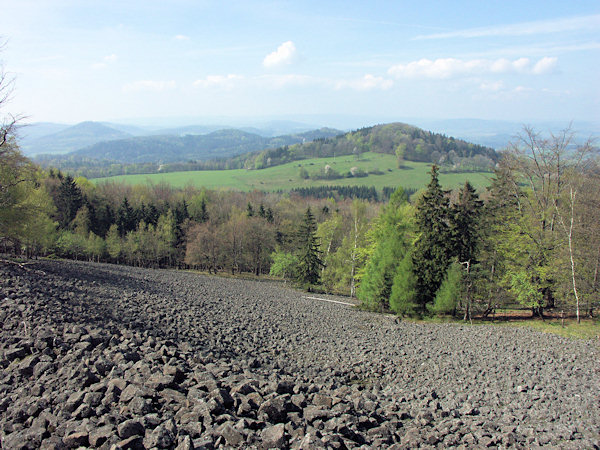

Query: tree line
[[2, 121, 598, 320]]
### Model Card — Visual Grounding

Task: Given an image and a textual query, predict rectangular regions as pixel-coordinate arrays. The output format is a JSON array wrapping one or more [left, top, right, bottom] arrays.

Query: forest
[[2, 115, 599, 321]]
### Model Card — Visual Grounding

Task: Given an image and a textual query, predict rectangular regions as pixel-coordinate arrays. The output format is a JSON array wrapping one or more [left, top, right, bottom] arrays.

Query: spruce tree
[[412, 165, 451, 311], [295, 207, 324, 287], [449, 181, 483, 263], [55, 175, 83, 229]]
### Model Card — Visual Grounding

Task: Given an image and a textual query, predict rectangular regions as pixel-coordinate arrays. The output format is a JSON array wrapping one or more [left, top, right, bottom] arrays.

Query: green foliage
[[449, 181, 483, 263], [294, 208, 324, 287], [105, 224, 122, 260], [269, 251, 299, 281], [187, 193, 209, 223], [412, 165, 451, 311], [54, 174, 84, 229], [298, 166, 309, 179], [429, 262, 463, 315], [509, 270, 544, 309], [389, 253, 418, 316], [357, 188, 414, 311]]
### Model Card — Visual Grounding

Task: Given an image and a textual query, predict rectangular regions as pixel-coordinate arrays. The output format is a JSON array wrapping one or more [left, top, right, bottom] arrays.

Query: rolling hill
[[21, 121, 132, 156], [68, 127, 343, 163]]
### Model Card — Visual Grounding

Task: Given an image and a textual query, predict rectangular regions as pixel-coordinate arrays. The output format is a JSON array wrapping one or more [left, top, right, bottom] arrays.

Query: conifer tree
[[429, 262, 463, 315], [357, 187, 413, 311], [389, 252, 418, 315], [295, 207, 324, 287], [55, 175, 83, 229], [449, 181, 483, 263], [116, 197, 136, 237], [412, 165, 451, 311]]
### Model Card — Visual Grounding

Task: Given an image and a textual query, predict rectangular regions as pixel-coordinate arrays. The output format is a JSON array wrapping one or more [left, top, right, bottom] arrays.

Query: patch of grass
[[501, 318, 600, 340], [93, 152, 493, 192], [398, 312, 599, 340]]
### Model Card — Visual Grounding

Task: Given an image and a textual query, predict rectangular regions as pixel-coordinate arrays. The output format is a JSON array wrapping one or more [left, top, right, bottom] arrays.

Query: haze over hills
[[20, 122, 132, 156], [67, 127, 343, 164], [19, 119, 333, 157], [20, 117, 599, 159]]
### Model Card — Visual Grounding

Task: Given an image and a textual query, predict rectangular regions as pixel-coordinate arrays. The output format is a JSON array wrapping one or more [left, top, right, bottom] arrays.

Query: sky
[[1, 0, 599, 127]]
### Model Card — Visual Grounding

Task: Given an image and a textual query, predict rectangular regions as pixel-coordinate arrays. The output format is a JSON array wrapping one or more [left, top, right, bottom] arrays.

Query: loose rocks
[[1, 259, 599, 448]]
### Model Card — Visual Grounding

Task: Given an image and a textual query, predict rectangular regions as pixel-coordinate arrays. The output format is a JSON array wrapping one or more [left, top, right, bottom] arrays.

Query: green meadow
[[93, 152, 493, 193]]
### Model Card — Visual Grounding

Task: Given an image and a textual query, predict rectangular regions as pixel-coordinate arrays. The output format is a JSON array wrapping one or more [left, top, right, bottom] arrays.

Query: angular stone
[[159, 388, 187, 406], [217, 422, 244, 447], [119, 384, 144, 403], [303, 405, 330, 422], [258, 397, 288, 423], [144, 424, 176, 448], [88, 425, 114, 447], [261, 423, 286, 449], [112, 435, 144, 450], [231, 380, 256, 396], [210, 388, 234, 409], [63, 431, 89, 448], [147, 373, 174, 391], [312, 394, 332, 409], [117, 419, 145, 439]]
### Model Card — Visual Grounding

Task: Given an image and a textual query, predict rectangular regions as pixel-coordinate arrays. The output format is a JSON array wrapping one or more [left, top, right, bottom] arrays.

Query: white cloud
[[193, 74, 243, 89], [388, 57, 557, 79], [263, 41, 298, 68], [174, 34, 190, 41], [532, 56, 558, 74], [123, 80, 177, 93], [413, 14, 600, 40], [91, 54, 118, 70], [335, 74, 393, 91]]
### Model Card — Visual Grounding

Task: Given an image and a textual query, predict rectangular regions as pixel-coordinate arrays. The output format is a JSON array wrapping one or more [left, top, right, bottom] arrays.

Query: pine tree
[[412, 165, 451, 312], [295, 208, 324, 287]]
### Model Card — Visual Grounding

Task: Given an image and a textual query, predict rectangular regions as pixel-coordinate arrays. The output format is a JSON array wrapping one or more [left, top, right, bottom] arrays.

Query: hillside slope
[[22, 121, 132, 155], [40, 127, 343, 164], [243, 122, 498, 170]]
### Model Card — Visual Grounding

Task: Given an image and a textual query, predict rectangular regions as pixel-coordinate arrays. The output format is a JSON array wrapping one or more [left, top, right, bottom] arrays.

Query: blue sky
[[1, 0, 599, 126]]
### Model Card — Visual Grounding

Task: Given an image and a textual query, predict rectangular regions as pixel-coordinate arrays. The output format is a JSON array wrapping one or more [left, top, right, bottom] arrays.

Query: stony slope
[[1, 259, 599, 449]]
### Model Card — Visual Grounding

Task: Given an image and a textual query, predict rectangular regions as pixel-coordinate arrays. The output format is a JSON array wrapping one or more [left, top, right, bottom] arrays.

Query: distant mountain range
[[69, 128, 343, 164], [19, 120, 339, 157], [21, 118, 599, 166]]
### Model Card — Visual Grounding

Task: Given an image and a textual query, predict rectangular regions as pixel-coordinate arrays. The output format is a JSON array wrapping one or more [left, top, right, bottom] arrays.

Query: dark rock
[[258, 397, 288, 423], [88, 424, 114, 447], [63, 430, 89, 448], [117, 419, 145, 439], [143, 423, 176, 448]]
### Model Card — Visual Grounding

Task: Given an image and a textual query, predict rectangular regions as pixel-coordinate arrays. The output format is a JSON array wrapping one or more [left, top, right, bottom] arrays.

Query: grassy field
[[92, 152, 494, 192], [415, 313, 599, 340]]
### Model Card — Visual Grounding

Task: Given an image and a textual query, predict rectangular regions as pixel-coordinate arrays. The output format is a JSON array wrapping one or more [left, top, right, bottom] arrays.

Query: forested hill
[[36, 122, 499, 178], [242, 122, 498, 170], [67, 127, 342, 164]]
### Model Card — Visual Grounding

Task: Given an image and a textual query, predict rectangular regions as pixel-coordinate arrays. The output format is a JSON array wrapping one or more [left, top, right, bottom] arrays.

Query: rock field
[[1, 259, 599, 449]]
